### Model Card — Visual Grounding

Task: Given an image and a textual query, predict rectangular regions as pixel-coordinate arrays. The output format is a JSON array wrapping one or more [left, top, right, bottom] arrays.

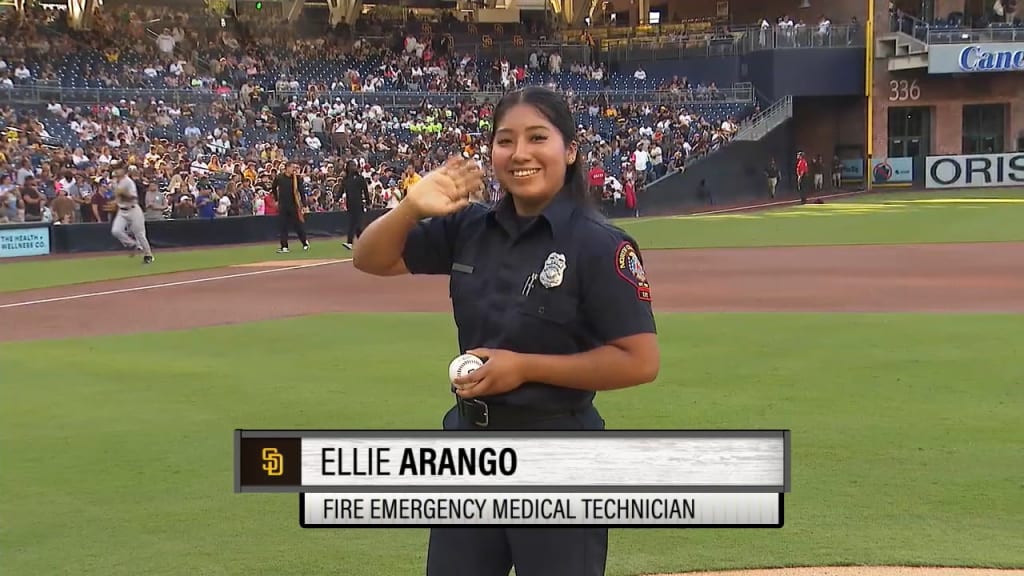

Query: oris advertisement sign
[[927, 43, 1024, 74], [925, 153, 1024, 189]]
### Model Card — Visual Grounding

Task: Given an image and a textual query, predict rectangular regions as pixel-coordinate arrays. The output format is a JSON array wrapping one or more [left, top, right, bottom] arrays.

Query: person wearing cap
[[110, 163, 154, 264]]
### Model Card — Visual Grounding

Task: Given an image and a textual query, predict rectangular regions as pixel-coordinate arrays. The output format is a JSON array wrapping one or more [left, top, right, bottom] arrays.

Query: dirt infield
[[3, 242, 1024, 342]]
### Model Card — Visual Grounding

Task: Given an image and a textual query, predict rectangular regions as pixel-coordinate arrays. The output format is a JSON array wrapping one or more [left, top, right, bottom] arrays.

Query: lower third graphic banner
[[234, 429, 790, 528]]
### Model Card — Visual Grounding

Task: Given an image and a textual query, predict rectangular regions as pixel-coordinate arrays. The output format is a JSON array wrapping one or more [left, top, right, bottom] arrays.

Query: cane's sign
[[928, 43, 1024, 74]]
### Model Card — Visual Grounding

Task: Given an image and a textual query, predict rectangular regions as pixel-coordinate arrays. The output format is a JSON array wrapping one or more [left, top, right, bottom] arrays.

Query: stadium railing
[[0, 85, 756, 106], [355, 21, 863, 65], [890, 11, 1023, 45], [596, 24, 864, 62], [733, 95, 793, 142], [735, 25, 866, 51], [924, 25, 1024, 44]]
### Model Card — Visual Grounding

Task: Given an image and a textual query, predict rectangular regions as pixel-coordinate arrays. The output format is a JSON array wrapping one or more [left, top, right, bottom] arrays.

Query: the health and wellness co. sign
[[0, 225, 51, 258], [928, 43, 1024, 74], [925, 152, 1024, 189]]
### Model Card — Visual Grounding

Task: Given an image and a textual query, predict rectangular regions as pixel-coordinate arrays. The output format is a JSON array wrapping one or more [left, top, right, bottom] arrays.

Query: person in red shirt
[[587, 161, 606, 200], [795, 151, 809, 204], [263, 190, 279, 216], [624, 175, 638, 217]]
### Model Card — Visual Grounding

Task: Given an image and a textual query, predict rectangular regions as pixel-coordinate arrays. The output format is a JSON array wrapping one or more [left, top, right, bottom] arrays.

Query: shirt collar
[[487, 188, 576, 241]]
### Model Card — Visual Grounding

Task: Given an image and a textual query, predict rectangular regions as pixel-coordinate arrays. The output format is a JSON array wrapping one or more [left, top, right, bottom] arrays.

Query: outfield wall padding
[[38, 202, 660, 254], [49, 210, 387, 254]]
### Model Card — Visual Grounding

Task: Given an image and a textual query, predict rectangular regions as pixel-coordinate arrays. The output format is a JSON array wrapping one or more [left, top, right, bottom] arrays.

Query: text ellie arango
[[321, 447, 518, 476]]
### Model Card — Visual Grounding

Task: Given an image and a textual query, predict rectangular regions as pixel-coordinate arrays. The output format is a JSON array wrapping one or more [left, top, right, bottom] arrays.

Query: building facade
[[871, 0, 1024, 187]]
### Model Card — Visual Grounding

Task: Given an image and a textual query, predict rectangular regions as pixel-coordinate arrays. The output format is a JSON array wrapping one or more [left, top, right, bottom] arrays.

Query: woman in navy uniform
[[353, 86, 660, 576]]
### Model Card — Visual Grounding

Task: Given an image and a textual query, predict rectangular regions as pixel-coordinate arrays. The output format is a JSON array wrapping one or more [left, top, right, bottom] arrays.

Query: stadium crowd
[[0, 4, 756, 225]]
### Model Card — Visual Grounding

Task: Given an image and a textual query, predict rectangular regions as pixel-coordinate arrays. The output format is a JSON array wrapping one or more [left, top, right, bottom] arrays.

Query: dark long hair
[[490, 86, 595, 209], [345, 161, 359, 178]]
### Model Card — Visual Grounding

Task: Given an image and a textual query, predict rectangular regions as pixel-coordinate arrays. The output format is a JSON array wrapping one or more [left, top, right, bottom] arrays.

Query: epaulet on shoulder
[[460, 201, 491, 221], [581, 212, 641, 253], [423, 202, 488, 223], [466, 201, 492, 214], [586, 213, 635, 242]]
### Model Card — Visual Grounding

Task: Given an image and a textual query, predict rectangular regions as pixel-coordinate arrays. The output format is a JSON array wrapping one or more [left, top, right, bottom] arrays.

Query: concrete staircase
[[875, 31, 930, 71], [734, 95, 793, 142]]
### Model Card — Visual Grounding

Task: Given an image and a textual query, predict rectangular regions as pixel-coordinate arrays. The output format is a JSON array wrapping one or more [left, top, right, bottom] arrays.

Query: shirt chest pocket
[[518, 290, 579, 327], [449, 263, 481, 300]]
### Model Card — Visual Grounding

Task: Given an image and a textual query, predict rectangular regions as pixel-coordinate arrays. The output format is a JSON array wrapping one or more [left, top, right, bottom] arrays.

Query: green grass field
[[1, 315, 1022, 575], [621, 189, 1024, 249], [2, 188, 1023, 576], [0, 243, 350, 293], [3, 189, 1024, 293]]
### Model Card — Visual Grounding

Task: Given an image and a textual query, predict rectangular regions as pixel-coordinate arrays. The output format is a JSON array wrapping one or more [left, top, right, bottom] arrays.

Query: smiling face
[[491, 102, 577, 215]]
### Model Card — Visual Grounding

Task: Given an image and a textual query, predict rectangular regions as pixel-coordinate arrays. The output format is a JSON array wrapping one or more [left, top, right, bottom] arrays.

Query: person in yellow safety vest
[[401, 164, 421, 195]]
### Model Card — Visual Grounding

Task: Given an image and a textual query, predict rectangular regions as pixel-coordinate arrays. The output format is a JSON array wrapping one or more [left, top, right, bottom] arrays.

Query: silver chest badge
[[538, 252, 567, 289]]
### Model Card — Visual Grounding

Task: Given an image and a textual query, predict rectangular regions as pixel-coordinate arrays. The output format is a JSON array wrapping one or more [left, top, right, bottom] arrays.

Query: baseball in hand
[[449, 353, 484, 388]]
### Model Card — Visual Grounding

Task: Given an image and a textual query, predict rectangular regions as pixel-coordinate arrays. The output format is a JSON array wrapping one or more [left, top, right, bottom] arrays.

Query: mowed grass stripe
[[620, 191, 1024, 250], [1, 313, 1021, 576], [0, 242, 351, 294]]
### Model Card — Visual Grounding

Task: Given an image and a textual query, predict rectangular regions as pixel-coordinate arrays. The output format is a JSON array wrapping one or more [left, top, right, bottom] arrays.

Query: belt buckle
[[464, 398, 489, 428]]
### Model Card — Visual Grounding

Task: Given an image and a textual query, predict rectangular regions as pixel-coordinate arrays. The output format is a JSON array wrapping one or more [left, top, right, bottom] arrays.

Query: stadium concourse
[[0, 4, 754, 225]]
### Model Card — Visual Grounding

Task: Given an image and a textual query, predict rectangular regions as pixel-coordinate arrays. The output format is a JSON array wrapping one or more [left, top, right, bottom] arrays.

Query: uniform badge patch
[[538, 252, 567, 289], [615, 241, 652, 301]]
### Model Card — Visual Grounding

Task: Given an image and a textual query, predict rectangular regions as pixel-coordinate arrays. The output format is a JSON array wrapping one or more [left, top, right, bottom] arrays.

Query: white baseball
[[449, 353, 484, 387]]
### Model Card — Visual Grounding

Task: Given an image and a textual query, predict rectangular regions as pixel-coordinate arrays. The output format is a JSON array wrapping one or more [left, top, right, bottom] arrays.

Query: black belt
[[455, 396, 590, 429]]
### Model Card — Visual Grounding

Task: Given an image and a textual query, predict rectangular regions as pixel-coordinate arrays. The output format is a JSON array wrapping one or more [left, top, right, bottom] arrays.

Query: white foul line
[[0, 258, 352, 310], [683, 191, 868, 217]]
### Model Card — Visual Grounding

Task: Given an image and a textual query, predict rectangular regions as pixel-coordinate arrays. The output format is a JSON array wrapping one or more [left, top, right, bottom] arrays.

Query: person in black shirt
[[352, 86, 660, 576], [832, 155, 843, 189], [21, 176, 45, 222], [271, 161, 310, 254], [811, 154, 824, 194], [765, 158, 780, 198], [340, 160, 370, 250]]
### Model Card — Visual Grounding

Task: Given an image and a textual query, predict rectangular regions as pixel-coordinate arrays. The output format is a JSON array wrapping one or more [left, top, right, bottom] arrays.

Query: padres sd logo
[[468, 23, 478, 35], [262, 447, 284, 477], [494, 24, 504, 36], [421, 23, 432, 35], [513, 34, 524, 47], [482, 35, 493, 47]]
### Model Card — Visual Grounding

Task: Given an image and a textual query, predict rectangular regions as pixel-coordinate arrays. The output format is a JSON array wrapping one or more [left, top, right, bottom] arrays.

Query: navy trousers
[[425, 404, 608, 576]]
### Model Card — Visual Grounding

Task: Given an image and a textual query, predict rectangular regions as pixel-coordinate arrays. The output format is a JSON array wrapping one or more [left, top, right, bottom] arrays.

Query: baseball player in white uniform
[[111, 165, 154, 264]]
